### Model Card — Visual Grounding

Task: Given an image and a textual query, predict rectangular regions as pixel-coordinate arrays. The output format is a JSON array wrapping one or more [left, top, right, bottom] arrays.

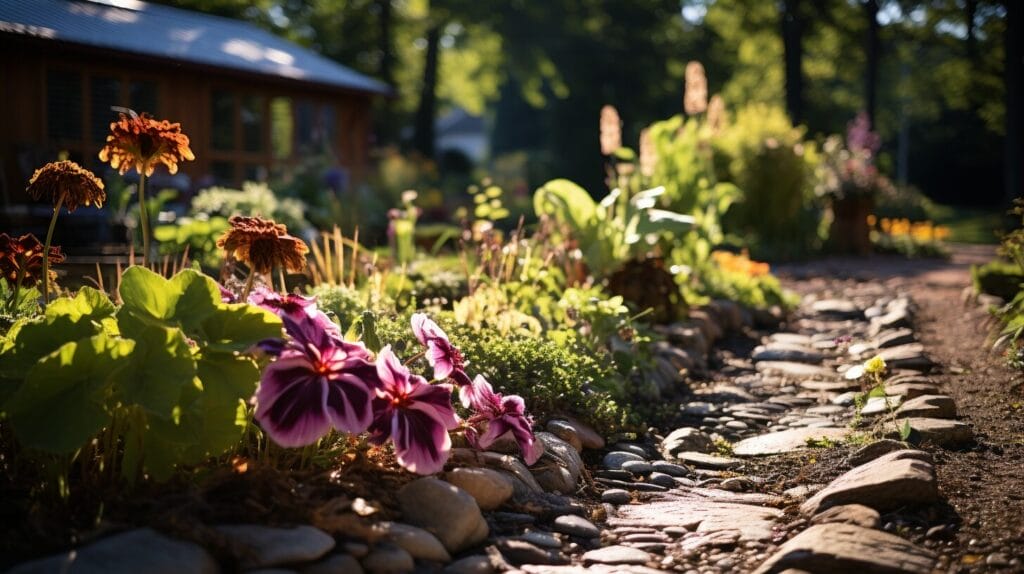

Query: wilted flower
[[684, 61, 708, 115], [368, 346, 460, 475], [639, 128, 657, 178], [599, 105, 622, 156], [706, 94, 726, 134], [464, 375, 541, 465], [255, 314, 379, 448], [0, 233, 65, 287], [249, 286, 340, 336], [217, 215, 309, 274], [98, 111, 195, 176], [26, 160, 106, 212], [864, 355, 887, 375]]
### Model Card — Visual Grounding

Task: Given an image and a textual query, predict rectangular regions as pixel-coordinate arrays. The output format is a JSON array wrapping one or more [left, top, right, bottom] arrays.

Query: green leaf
[[202, 303, 282, 353], [899, 420, 913, 441], [361, 311, 381, 352], [119, 266, 176, 320], [867, 384, 887, 398], [5, 333, 135, 453], [117, 313, 197, 419], [533, 179, 597, 232], [46, 286, 115, 321], [168, 269, 222, 332]]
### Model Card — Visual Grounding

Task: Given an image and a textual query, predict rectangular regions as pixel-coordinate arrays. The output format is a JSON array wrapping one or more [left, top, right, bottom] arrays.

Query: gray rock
[[551, 515, 601, 538], [886, 382, 941, 399], [603, 451, 645, 469], [447, 449, 543, 493], [751, 344, 824, 364], [611, 442, 653, 458], [877, 343, 933, 371], [832, 391, 859, 406], [516, 530, 562, 549], [844, 439, 910, 467], [875, 328, 915, 349], [216, 524, 335, 569], [536, 432, 584, 482], [769, 333, 813, 346], [602, 489, 632, 504], [756, 361, 837, 379], [860, 395, 901, 416], [379, 522, 451, 562], [532, 465, 575, 494], [672, 451, 742, 469], [621, 460, 654, 474], [800, 450, 939, 515], [680, 401, 716, 416], [561, 417, 605, 449], [361, 544, 414, 573], [810, 504, 881, 528], [398, 478, 489, 553], [661, 427, 716, 456], [494, 539, 568, 566], [753, 523, 935, 574], [902, 417, 974, 446], [895, 395, 957, 419], [650, 461, 690, 477], [443, 555, 494, 574], [445, 467, 515, 511], [733, 428, 849, 457], [8, 528, 218, 574], [545, 420, 583, 452], [302, 554, 364, 574], [582, 545, 653, 566], [648, 472, 677, 488], [812, 299, 862, 318]]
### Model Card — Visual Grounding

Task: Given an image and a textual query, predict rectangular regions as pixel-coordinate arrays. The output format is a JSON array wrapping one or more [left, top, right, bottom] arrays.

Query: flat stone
[[871, 309, 912, 334], [303, 553, 364, 574], [603, 451, 645, 469], [805, 405, 847, 416], [752, 344, 824, 364], [860, 395, 901, 416], [443, 555, 495, 574], [562, 417, 605, 449], [361, 544, 414, 573], [447, 449, 543, 493], [877, 343, 933, 371], [769, 333, 813, 345], [810, 504, 881, 528], [8, 528, 218, 574], [596, 478, 668, 492], [896, 395, 956, 419], [844, 439, 910, 467], [445, 467, 515, 511], [799, 379, 858, 392], [875, 328, 915, 349], [398, 478, 489, 553], [812, 299, 862, 318], [552, 515, 601, 539], [831, 391, 859, 406], [532, 465, 575, 494], [903, 417, 974, 446], [379, 522, 451, 562], [733, 428, 849, 456], [753, 523, 936, 574], [610, 491, 783, 542], [661, 427, 716, 455], [546, 420, 583, 452], [602, 489, 632, 504], [582, 545, 653, 566], [516, 530, 563, 549], [621, 460, 654, 474], [800, 450, 939, 515], [495, 539, 569, 566], [216, 524, 335, 569], [651, 461, 690, 477], [886, 382, 942, 400], [648, 472, 677, 488], [673, 451, 742, 469], [756, 361, 837, 379], [847, 342, 877, 355]]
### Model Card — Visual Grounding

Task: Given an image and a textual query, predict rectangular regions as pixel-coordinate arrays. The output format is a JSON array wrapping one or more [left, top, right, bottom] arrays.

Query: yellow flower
[[864, 355, 887, 375], [98, 111, 195, 176]]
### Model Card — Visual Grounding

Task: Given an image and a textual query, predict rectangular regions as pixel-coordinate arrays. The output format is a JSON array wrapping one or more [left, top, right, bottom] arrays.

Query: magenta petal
[[505, 414, 541, 465], [407, 382, 460, 430], [426, 341, 455, 380], [255, 355, 334, 448], [391, 408, 452, 475]]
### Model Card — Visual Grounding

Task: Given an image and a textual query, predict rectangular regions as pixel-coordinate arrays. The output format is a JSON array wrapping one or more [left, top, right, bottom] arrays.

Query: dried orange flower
[[639, 128, 657, 178], [98, 112, 195, 176], [684, 61, 708, 116], [706, 94, 726, 134], [0, 233, 65, 287], [599, 105, 622, 156], [216, 215, 309, 274], [26, 160, 106, 212]]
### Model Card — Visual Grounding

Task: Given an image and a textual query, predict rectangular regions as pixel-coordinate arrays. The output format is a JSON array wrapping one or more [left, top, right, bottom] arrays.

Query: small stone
[[725, 420, 750, 431], [859, 395, 901, 416], [517, 530, 562, 549], [831, 391, 859, 406], [681, 401, 716, 416], [546, 420, 583, 452], [8, 528, 218, 574], [648, 472, 677, 488], [582, 545, 653, 565], [621, 460, 654, 474], [216, 524, 335, 569], [380, 522, 451, 562], [444, 555, 494, 574], [398, 478, 489, 553], [562, 417, 605, 449], [874, 328, 915, 349], [753, 523, 935, 574], [611, 442, 653, 458], [552, 515, 601, 538], [662, 427, 716, 456], [535, 432, 584, 483], [812, 299, 862, 318], [603, 451, 645, 469], [302, 553, 364, 574], [733, 427, 849, 457], [361, 544, 414, 573], [751, 345, 825, 364], [844, 439, 909, 467], [810, 504, 881, 528], [877, 343, 933, 371], [896, 395, 957, 419], [651, 461, 690, 477], [602, 489, 632, 504], [903, 417, 974, 446], [886, 382, 942, 400], [673, 451, 742, 469], [756, 361, 837, 379], [445, 467, 515, 511], [986, 553, 1011, 567], [495, 539, 568, 566], [801, 450, 938, 515]]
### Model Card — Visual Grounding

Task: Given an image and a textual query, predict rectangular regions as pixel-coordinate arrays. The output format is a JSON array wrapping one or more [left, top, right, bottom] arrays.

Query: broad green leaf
[[45, 287, 115, 322], [168, 269, 222, 332], [119, 266, 175, 320], [202, 304, 282, 353], [117, 313, 197, 419], [5, 333, 135, 453], [533, 179, 596, 232]]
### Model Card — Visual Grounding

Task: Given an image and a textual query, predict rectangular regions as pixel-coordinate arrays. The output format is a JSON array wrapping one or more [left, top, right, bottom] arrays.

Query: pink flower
[[249, 286, 340, 337], [368, 346, 460, 475], [254, 314, 379, 448], [464, 375, 541, 465], [411, 313, 465, 381]]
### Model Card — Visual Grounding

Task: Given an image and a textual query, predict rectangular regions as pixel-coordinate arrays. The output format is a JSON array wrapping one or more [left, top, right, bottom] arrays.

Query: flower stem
[[41, 193, 65, 304], [241, 270, 256, 301], [6, 256, 27, 313], [138, 171, 150, 266]]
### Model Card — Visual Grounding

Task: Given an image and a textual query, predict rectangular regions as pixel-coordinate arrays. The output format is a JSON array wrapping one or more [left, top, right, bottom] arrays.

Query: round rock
[[552, 515, 601, 539], [398, 477, 489, 553], [444, 467, 514, 511]]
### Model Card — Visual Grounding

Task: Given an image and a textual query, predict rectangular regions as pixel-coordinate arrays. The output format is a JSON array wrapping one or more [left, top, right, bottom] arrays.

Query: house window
[[270, 97, 293, 160], [90, 76, 121, 143], [208, 89, 269, 184], [294, 100, 337, 154], [46, 70, 82, 141], [211, 90, 235, 151]]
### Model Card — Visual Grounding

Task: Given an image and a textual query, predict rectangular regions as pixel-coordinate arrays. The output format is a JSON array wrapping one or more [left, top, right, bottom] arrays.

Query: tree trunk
[[864, 0, 880, 128], [412, 25, 440, 158], [375, 0, 395, 143], [781, 0, 804, 125], [1006, 0, 1022, 203]]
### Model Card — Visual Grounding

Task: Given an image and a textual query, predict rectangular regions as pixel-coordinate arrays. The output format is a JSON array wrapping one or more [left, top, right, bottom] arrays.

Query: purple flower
[[464, 375, 541, 465], [254, 314, 379, 448], [218, 283, 238, 303], [368, 346, 460, 475], [411, 313, 465, 381], [249, 286, 340, 337]]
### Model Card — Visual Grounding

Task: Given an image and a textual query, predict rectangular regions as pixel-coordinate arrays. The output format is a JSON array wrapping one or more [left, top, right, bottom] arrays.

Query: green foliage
[[190, 182, 310, 232], [0, 279, 41, 328], [154, 216, 230, 268], [0, 268, 281, 481], [972, 261, 1024, 301], [310, 283, 369, 333]]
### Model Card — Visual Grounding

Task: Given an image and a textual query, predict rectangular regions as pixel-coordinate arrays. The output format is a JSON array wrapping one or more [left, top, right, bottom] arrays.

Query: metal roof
[[0, 0, 390, 95]]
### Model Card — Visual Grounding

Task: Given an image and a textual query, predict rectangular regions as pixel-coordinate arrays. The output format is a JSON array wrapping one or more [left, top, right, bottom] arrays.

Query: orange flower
[[600, 105, 622, 156], [98, 112, 195, 176], [216, 215, 308, 274], [26, 160, 105, 212], [0, 233, 65, 287]]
